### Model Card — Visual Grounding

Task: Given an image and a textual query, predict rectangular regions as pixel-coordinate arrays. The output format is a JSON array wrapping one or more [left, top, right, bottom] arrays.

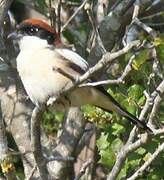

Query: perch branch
[[31, 107, 48, 179], [47, 40, 140, 108]]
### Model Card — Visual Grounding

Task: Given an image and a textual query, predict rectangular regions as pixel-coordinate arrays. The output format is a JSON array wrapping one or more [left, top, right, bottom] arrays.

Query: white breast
[[17, 36, 65, 106], [16, 36, 89, 107]]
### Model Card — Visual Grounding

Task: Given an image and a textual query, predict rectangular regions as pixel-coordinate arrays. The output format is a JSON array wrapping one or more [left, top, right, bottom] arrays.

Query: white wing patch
[[55, 48, 89, 71]]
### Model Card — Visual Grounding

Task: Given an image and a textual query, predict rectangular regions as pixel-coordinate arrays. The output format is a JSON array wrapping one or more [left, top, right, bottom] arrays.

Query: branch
[[30, 107, 49, 179], [107, 80, 164, 180], [26, 164, 37, 180], [132, 1, 140, 19], [80, 54, 135, 87], [148, 88, 164, 128], [47, 41, 139, 108], [127, 142, 164, 180], [96, 0, 108, 23], [45, 155, 74, 163], [48, 0, 56, 28], [74, 158, 93, 180], [79, 41, 139, 84], [133, 18, 157, 38], [86, 3, 106, 53], [47, 107, 85, 179]]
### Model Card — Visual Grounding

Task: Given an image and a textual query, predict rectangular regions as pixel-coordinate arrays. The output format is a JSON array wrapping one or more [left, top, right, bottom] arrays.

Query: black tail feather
[[95, 86, 152, 133], [124, 111, 152, 133]]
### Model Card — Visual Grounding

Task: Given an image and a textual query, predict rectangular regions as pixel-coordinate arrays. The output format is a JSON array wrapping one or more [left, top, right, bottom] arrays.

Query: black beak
[[7, 31, 22, 40]]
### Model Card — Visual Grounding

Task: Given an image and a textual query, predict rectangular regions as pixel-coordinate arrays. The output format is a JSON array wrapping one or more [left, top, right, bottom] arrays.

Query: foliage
[[43, 109, 64, 135]]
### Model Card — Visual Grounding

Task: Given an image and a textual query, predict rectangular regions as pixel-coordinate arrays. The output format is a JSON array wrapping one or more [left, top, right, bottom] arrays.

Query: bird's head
[[8, 18, 61, 47]]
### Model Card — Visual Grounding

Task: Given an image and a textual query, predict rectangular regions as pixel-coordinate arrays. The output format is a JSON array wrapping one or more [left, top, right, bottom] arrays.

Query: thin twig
[[77, 41, 139, 85], [153, 128, 164, 135], [45, 155, 74, 163], [48, 0, 56, 28], [127, 142, 164, 180], [140, 11, 164, 21], [61, 0, 88, 32], [57, 0, 62, 34], [133, 18, 157, 38], [80, 54, 135, 87], [132, 1, 140, 19], [86, 5, 106, 53], [26, 164, 37, 180], [148, 89, 164, 128], [9, 150, 32, 156], [74, 158, 93, 180]]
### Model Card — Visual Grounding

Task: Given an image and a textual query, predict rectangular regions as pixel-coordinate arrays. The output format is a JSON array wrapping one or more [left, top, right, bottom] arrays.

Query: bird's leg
[[47, 96, 57, 107], [47, 95, 71, 110]]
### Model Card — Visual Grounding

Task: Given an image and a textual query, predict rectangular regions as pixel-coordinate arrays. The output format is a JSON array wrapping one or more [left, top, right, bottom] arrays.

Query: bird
[[8, 18, 151, 132]]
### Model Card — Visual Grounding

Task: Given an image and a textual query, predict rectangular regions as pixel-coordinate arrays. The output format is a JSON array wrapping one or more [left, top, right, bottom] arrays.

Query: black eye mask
[[17, 24, 55, 45]]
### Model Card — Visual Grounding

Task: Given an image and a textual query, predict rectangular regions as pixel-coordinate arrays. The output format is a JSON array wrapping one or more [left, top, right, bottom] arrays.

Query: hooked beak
[[7, 31, 22, 40]]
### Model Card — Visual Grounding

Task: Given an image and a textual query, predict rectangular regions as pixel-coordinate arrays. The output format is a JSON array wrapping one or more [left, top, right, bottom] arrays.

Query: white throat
[[19, 36, 49, 51]]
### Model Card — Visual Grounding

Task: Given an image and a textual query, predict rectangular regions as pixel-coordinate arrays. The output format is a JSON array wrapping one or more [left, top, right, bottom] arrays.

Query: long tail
[[93, 86, 152, 133]]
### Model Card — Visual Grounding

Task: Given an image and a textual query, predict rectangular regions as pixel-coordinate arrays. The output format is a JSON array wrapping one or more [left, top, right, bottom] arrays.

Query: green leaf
[[154, 34, 164, 64], [115, 93, 127, 106], [35, 0, 47, 13], [98, 148, 115, 168], [152, 37, 162, 46], [136, 147, 146, 155], [126, 100, 137, 115], [129, 158, 141, 168], [143, 152, 152, 162], [62, 29, 75, 44], [138, 95, 146, 106], [132, 49, 149, 70], [112, 123, 125, 135], [117, 159, 129, 180], [55, 111, 64, 122], [128, 84, 144, 101], [111, 138, 123, 153], [97, 132, 116, 168], [96, 133, 110, 150], [147, 168, 163, 180], [43, 110, 64, 134]]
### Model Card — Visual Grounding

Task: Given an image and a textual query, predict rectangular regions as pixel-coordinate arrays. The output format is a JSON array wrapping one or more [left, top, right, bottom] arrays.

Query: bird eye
[[29, 27, 39, 34], [30, 28, 34, 32]]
